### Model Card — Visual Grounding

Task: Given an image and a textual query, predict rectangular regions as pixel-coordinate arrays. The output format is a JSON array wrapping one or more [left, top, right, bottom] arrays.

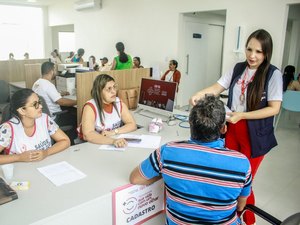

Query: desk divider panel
[[76, 68, 151, 125], [0, 59, 48, 82], [24, 63, 42, 88]]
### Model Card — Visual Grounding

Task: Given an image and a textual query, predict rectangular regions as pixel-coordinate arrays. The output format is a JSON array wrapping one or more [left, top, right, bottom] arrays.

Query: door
[[179, 21, 224, 106]]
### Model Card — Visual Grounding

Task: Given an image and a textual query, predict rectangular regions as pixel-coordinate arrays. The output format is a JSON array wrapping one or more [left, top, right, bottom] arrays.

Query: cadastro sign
[[112, 179, 165, 225]]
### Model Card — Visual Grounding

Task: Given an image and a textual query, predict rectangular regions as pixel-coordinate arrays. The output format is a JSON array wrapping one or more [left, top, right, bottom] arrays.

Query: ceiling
[[0, 0, 62, 6]]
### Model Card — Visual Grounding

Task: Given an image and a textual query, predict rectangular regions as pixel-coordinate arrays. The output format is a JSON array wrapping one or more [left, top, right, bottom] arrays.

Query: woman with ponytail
[[190, 29, 283, 225], [79, 74, 136, 147], [0, 89, 70, 164], [111, 42, 133, 70]]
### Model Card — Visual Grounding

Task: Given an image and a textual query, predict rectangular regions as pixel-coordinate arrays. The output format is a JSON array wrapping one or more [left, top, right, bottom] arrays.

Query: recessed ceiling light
[[27, 0, 37, 2]]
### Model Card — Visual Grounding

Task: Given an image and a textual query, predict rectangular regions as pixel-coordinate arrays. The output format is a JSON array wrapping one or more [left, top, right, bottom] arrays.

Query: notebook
[[0, 177, 18, 205]]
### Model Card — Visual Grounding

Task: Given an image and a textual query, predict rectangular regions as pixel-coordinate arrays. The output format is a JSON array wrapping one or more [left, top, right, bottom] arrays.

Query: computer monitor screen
[[138, 78, 177, 117]]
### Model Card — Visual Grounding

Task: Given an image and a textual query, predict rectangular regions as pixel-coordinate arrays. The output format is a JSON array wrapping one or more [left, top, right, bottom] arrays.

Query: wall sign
[[193, 33, 202, 39]]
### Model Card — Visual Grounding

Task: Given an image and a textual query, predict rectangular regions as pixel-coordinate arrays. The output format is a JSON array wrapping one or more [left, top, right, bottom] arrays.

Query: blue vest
[[227, 62, 278, 158]]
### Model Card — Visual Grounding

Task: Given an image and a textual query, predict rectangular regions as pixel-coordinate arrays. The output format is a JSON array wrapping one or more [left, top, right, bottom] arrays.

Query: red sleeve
[[161, 70, 170, 81], [173, 70, 181, 84]]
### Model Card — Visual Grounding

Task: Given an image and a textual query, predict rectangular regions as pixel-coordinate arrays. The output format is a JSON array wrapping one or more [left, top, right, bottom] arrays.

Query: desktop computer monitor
[[138, 78, 177, 118]]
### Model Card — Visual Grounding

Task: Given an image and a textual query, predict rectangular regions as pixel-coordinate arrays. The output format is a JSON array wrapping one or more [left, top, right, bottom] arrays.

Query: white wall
[[48, 0, 300, 78], [283, 4, 300, 72], [43, 6, 52, 59]]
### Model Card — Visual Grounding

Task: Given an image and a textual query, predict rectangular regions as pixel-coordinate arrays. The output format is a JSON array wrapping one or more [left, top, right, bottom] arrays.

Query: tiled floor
[[252, 110, 300, 223]]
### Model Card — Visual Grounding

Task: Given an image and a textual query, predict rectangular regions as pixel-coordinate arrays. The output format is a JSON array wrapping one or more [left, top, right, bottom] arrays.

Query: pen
[[176, 130, 179, 136]]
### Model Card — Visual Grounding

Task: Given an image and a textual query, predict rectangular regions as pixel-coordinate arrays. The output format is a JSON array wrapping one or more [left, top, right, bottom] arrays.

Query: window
[[58, 32, 75, 52], [0, 5, 44, 60]]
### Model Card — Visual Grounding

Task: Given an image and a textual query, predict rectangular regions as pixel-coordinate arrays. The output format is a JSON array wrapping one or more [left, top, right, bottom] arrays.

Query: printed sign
[[112, 179, 165, 225]]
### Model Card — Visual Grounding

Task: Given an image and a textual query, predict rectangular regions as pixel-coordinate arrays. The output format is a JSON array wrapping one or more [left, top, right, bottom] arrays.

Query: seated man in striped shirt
[[130, 95, 252, 225]]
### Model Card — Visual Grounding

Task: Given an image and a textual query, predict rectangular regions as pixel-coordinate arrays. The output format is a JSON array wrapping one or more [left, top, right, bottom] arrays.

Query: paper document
[[37, 161, 86, 187], [119, 134, 161, 149], [224, 105, 232, 119], [99, 145, 125, 151], [224, 105, 232, 113]]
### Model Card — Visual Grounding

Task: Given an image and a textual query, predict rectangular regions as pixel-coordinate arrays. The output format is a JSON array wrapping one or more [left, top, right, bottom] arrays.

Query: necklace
[[240, 67, 256, 104]]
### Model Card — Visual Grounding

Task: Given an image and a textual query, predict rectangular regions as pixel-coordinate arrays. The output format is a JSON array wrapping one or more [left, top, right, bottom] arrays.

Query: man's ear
[[220, 124, 227, 134]]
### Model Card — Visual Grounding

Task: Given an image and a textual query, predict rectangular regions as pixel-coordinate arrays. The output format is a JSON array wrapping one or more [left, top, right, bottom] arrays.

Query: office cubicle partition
[[76, 68, 152, 124]]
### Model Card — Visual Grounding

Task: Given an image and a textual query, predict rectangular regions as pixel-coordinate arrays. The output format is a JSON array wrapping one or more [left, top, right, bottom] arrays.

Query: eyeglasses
[[104, 84, 118, 93], [23, 100, 42, 109]]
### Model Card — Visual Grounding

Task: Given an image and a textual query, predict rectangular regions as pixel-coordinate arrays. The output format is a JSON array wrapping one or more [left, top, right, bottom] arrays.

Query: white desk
[[63, 94, 77, 101], [0, 112, 190, 225]]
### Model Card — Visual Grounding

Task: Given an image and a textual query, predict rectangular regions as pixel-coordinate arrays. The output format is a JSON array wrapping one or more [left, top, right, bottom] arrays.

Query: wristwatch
[[114, 129, 119, 135]]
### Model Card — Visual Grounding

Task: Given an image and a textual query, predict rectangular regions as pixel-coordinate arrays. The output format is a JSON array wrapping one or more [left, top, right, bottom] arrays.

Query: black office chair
[[241, 204, 300, 225], [38, 96, 77, 145], [0, 80, 10, 114]]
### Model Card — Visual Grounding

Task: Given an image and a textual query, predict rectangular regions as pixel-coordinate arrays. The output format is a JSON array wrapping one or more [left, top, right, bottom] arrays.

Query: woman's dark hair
[[246, 29, 273, 111], [170, 60, 178, 69], [91, 74, 119, 123], [133, 57, 141, 65], [189, 95, 225, 142], [1, 88, 35, 124], [89, 55, 96, 62], [53, 49, 61, 60], [116, 42, 128, 63], [283, 65, 295, 91], [77, 48, 85, 57]]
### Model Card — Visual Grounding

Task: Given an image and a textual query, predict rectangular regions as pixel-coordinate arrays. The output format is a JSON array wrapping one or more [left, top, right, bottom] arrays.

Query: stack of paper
[[37, 161, 86, 187], [99, 134, 162, 151]]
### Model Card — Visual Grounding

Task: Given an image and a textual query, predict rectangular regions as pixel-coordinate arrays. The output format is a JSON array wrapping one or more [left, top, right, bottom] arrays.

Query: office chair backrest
[[1, 104, 10, 124], [282, 90, 300, 112], [0, 80, 10, 103], [38, 95, 74, 136], [38, 95, 51, 116]]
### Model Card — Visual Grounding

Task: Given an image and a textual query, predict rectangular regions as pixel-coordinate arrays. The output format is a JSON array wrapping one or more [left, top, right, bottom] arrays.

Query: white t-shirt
[[0, 113, 58, 154], [32, 78, 62, 116], [100, 63, 112, 71], [217, 67, 283, 112], [165, 71, 174, 82], [86, 98, 122, 133]]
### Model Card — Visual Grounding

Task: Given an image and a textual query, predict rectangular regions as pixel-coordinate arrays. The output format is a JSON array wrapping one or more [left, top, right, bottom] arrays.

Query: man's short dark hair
[[189, 95, 225, 142], [41, 62, 55, 76]]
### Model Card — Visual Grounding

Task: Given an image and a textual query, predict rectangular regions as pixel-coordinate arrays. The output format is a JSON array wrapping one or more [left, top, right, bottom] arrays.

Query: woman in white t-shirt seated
[[0, 89, 70, 164], [79, 74, 137, 148]]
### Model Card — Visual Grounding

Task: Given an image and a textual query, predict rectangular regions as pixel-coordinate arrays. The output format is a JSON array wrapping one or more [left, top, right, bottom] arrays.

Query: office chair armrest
[[220, 94, 229, 98], [53, 110, 69, 116], [242, 204, 281, 225]]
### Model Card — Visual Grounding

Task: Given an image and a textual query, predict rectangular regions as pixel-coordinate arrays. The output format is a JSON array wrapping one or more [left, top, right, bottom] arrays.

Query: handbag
[[118, 87, 139, 110]]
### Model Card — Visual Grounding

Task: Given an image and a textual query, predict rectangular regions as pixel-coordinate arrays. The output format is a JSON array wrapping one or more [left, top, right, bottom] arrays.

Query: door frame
[[177, 11, 226, 107]]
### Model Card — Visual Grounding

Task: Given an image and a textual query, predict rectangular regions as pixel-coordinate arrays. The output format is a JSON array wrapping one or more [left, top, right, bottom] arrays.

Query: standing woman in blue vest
[[190, 29, 282, 225]]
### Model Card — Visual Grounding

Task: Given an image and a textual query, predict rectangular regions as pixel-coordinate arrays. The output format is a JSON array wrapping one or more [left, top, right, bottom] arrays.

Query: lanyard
[[239, 67, 256, 104]]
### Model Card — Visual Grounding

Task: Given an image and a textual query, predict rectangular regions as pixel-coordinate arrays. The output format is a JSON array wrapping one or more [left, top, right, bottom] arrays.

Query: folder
[[0, 177, 18, 205]]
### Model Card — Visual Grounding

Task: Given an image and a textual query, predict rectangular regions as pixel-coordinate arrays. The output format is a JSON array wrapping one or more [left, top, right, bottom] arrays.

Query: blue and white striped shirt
[[139, 139, 252, 225]]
